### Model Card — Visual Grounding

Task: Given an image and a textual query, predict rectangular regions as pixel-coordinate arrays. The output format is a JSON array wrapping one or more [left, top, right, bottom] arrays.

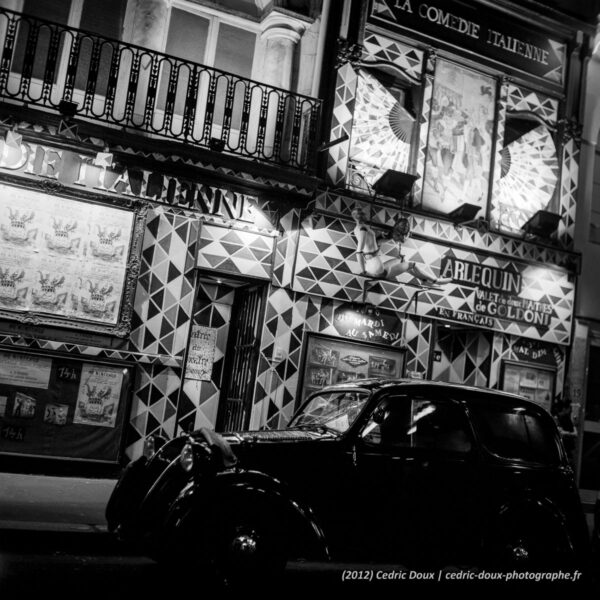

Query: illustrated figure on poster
[[352, 207, 451, 287]]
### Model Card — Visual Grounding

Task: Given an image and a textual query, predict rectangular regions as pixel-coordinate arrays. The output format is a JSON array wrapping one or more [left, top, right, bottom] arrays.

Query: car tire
[[209, 501, 288, 589], [160, 498, 288, 589], [484, 515, 575, 571]]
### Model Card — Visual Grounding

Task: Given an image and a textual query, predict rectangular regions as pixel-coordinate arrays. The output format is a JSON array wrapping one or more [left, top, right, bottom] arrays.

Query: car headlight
[[179, 441, 194, 472]]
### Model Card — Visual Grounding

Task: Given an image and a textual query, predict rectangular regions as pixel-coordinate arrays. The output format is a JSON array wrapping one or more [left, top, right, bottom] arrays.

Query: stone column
[[120, 0, 169, 124], [256, 12, 306, 161]]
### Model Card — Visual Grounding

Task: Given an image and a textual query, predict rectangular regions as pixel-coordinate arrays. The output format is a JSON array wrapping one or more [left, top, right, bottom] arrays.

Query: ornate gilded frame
[[0, 173, 147, 337]]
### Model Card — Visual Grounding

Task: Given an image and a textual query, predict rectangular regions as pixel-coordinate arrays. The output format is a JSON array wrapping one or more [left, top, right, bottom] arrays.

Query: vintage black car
[[106, 379, 589, 582]]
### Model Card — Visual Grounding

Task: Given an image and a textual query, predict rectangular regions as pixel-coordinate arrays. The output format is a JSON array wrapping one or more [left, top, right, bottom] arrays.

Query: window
[[348, 67, 419, 192], [157, 4, 258, 127], [469, 402, 561, 465], [9, 0, 125, 85], [362, 397, 472, 454]]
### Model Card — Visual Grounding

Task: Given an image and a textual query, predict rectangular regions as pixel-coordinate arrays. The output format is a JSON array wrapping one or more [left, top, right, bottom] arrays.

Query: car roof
[[311, 378, 551, 414]]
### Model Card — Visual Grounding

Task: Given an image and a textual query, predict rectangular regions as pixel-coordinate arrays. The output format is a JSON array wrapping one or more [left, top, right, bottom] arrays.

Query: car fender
[[162, 468, 330, 561]]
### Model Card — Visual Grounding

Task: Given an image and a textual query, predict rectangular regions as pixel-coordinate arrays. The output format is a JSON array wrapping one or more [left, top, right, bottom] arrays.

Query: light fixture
[[447, 203, 482, 227], [317, 133, 349, 152], [58, 99, 79, 117], [372, 170, 419, 203], [209, 137, 225, 152], [521, 210, 561, 238]]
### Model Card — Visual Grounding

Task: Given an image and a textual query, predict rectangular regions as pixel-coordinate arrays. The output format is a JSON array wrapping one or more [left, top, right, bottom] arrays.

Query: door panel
[[216, 284, 265, 431]]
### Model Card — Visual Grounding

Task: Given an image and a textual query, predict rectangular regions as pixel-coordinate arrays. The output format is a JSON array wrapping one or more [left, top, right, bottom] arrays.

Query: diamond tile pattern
[[125, 363, 183, 460], [326, 63, 359, 187], [362, 32, 423, 81], [176, 282, 234, 435], [314, 190, 577, 267], [130, 206, 197, 357], [293, 211, 574, 345], [506, 84, 559, 123], [197, 223, 276, 280], [432, 330, 492, 388], [249, 287, 431, 430]]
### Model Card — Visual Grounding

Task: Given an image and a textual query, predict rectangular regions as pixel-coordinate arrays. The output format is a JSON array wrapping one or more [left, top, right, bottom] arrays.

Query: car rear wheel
[[485, 516, 575, 570]]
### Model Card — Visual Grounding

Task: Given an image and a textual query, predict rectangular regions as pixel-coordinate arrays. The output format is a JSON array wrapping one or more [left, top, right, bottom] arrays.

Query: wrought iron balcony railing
[[0, 8, 322, 173]]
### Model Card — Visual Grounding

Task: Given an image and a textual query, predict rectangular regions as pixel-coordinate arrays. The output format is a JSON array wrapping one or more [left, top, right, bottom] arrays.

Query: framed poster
[[422, 59, 496, 216], [500, 360, 555, 413], [299, 333, 405, 405], [0, 181, 146, 336], [0, 348, 132, 463]]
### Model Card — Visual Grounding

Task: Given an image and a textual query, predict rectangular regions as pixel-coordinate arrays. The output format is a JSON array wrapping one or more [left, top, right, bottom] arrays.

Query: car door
[[353, 390, 479, 566]]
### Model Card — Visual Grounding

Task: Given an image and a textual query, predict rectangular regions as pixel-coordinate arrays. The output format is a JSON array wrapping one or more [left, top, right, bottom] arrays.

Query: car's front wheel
[[209, 503, 288, 588], [162, 499, 288, 588]]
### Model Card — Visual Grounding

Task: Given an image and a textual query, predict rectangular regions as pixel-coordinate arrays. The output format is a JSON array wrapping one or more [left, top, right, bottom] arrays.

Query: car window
[[468, 402, 561, 465], [289, 391, 369, 433], [361, 397, 472, 454]]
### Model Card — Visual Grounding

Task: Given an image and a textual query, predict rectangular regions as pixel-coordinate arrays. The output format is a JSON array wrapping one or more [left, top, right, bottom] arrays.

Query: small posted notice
[[185, 325, 217, 382]]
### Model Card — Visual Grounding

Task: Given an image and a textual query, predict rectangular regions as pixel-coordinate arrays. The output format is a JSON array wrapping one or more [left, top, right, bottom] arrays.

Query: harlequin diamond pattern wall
[[250, 286, 434, 430], [197, 223, 275, 280], [130, 207, 197, 357], [432, 330, 492, 388], [292, 213, 574, 345], [177, 282, 233, 435], [125, 206, 198, 459]]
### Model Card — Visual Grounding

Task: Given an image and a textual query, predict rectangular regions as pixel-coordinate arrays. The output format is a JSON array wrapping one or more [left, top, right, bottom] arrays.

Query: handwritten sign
[[186, 325, 217, 381]]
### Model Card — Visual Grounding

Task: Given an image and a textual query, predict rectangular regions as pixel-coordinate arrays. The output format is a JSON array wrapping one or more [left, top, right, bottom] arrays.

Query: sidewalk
[[0, 472, 116, 533]]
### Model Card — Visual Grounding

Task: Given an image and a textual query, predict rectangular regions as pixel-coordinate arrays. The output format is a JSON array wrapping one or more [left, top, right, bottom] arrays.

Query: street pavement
[[0, 472, 597, 596]]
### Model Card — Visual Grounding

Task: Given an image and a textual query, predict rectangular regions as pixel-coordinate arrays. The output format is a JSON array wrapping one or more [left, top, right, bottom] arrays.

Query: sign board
[[333, 304, 403, 345], [370, 0, 566, 83]]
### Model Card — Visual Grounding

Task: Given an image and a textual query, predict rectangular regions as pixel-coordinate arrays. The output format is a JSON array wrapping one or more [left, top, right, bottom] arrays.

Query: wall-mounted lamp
[[317, 133, 349, 152], [447, 203, 482, 228], [521, 210, 561, 238], [372, 170, 419, 204], [209, 137, 225, 152]]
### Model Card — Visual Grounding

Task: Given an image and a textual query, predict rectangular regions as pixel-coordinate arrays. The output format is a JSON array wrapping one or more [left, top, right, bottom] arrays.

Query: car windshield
[[289, 391, 369, 433]]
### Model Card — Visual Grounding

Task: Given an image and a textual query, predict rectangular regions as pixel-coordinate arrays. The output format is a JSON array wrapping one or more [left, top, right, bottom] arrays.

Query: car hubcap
[[510, 543, 529, 561], [230, 532, 258, 557]]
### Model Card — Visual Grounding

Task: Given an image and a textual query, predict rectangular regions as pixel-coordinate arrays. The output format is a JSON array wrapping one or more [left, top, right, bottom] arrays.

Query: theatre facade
[[0, 0, 593, 470], [286, 0, 588, 457]]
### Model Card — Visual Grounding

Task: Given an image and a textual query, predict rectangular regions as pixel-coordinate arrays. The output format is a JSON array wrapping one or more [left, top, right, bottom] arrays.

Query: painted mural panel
[[348, 69, 415, 188], [422, 60, 496, 216]]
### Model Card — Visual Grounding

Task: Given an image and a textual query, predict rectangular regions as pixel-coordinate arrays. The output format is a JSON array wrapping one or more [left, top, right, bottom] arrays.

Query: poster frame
[[0, 175, 147, 337], [297, 332, 406, 409], [0, 345, 134, 463], [499, 358, 556, 413]]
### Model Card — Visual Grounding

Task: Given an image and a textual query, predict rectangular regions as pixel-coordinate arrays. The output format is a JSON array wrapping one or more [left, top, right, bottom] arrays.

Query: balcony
[[0, 8, 322, 174]]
